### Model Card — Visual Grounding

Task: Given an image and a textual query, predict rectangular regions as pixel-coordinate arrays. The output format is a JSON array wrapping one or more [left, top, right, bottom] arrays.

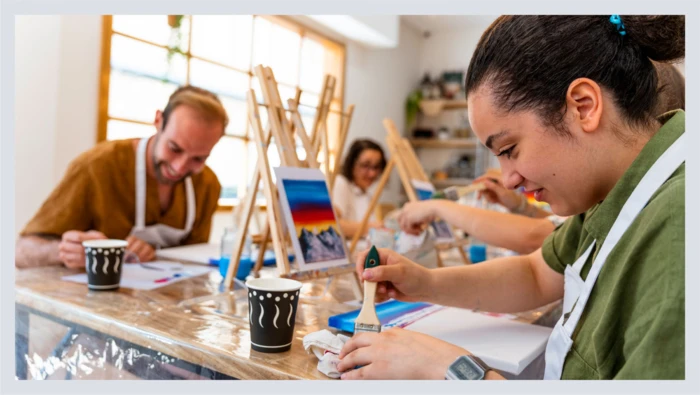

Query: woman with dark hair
[[332, 139, 387, 237], [338, 15, 685, 380]]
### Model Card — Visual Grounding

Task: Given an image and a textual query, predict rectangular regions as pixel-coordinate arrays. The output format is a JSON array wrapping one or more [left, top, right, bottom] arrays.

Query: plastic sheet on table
[[15, 312, 234, 380], [15, 264, 362, 380]]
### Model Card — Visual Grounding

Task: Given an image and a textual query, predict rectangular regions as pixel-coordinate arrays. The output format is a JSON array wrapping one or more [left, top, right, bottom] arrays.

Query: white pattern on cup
[[103, 257, 109, 275], [259, 303, 265, 328], [273, 305, 280, 329]]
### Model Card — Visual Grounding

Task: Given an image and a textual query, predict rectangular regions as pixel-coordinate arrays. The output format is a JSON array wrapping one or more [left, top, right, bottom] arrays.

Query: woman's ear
[[566, 78, 603, 134]]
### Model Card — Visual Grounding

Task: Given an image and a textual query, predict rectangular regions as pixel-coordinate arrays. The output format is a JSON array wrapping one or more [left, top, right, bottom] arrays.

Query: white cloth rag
[[302, 329, 351, 379]]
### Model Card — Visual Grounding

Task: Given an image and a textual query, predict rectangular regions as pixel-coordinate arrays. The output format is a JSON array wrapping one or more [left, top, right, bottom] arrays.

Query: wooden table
[[15, 264, 561, 380]]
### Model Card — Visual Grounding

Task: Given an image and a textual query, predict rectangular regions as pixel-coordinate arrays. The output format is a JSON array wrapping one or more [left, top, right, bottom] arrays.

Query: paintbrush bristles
[[354, 280, 381, 333]]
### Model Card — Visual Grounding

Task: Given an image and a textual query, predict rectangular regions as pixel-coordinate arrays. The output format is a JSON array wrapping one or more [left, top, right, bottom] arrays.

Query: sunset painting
[[275, 167, 348, 270], [281, 179, 339, 239]]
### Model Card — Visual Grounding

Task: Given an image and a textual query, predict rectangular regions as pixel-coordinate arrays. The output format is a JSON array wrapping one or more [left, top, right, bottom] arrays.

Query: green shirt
[[541, 110, 685, 380]]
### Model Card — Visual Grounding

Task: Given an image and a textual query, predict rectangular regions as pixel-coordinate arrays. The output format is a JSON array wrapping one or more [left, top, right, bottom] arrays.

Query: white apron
[[129, 137, 196, 249], [543, 133, 686, 379]]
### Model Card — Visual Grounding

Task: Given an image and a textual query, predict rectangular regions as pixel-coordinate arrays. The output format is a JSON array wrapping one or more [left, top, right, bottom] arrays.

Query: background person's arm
[[400, 200, 555, 254], [433, 200, 555, 254]]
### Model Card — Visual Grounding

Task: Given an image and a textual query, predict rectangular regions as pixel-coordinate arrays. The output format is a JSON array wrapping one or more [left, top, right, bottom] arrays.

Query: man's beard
[[151, 134, 190, 185]]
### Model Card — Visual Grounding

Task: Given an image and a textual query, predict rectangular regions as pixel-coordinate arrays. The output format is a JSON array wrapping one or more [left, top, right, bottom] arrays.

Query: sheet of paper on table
[[62, 261, 214, 291], [155, 243, 219, 265]]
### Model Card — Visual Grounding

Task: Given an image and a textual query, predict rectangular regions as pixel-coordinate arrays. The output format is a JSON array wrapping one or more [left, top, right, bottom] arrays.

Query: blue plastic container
[[218, 256, 255, 280], [468, 244, 487, 263]]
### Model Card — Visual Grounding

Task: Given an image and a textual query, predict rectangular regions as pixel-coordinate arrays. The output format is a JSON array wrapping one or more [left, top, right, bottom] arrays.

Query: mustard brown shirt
[[21, 138, 221, 245]]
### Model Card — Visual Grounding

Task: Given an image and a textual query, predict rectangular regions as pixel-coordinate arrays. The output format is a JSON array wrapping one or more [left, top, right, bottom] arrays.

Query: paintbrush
[[354, 245, 382, 334], [431, 179, 494, 200]]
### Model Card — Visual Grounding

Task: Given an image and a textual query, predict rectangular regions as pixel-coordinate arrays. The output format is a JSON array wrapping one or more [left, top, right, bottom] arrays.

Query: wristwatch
[[445, 355, 491, 380]]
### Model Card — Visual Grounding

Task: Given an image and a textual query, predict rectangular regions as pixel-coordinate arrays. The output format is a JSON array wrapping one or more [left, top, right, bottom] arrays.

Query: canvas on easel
[[274, 167, 348, 271], [223, 65, 360, 299], [411, 179, 455, 244]]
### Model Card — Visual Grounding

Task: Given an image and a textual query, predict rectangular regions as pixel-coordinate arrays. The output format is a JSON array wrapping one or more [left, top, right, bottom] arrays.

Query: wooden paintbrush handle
[[362, 281, 378, 310]]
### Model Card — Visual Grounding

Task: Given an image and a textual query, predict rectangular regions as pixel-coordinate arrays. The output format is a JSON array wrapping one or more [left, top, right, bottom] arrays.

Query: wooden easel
[[223, 65, 361, 299], [348, 118, 472, 267], [251, 70, 358, 274]]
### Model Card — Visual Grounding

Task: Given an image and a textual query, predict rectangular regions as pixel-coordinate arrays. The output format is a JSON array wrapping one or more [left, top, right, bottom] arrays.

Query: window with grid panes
[[98, 15, 346, 207]]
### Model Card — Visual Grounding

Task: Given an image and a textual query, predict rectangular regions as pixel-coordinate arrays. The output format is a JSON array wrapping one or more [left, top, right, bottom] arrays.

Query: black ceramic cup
[[246, 278, 303, 353], [82, 239, 129, 291]]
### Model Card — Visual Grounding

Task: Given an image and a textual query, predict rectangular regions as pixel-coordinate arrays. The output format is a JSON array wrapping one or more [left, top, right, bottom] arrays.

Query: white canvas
[[405, 307, 552, 375]]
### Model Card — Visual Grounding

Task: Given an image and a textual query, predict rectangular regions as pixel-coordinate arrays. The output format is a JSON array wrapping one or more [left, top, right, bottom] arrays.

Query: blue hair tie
[[609, 15, 626, 36]]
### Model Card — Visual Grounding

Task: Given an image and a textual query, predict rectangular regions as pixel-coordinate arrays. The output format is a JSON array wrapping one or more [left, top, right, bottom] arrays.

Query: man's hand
[[59, 230, 107, 269], [126, 236, 156, 263]]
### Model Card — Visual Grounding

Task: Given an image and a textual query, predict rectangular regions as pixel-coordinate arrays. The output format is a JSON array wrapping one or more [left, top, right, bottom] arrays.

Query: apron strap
[[562, 132, 686, 336], [571, 242, 595, 274], [135, 137, 149, 230], [184, 177, 196, 233]]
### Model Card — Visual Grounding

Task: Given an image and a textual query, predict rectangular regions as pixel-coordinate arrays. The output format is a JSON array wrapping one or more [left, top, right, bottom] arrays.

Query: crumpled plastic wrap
[[15, 265, 357, 380]]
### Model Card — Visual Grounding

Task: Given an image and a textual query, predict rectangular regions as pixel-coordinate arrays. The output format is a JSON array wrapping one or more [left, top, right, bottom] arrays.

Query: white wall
[[16, 16, 61, 236], [15, 15, 101, 236]]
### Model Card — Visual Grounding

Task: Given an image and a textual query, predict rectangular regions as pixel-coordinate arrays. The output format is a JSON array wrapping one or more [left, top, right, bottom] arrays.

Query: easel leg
[[457, 245, 471, 265], [253, 224, 270, 275]]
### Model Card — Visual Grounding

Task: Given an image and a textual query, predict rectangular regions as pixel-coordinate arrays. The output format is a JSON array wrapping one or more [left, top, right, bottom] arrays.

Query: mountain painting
[[280, 179, 345, 264]]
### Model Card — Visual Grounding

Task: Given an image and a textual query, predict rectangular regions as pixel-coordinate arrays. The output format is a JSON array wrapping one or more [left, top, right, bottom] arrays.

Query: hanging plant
[[405, 89, 423, 129], [165, 15, 184, 83]]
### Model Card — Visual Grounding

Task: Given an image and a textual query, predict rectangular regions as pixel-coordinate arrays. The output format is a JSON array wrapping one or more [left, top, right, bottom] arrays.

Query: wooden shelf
[[419, 99, 468, 115], [442, 99, 468, 110], [431, 178, 475, 188], [409, 138, 478, 149]]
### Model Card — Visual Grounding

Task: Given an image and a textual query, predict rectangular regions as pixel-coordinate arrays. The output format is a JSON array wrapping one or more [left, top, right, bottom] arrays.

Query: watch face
[[449, 356, 485, 380]]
